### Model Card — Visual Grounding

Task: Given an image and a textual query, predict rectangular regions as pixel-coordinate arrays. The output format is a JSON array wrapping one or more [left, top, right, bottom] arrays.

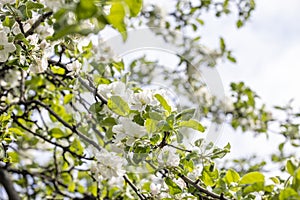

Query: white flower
[[150, 183, 162, 195], [130, 90, 158, 111], [112, 117, 147, 145], [95, 149, 126, 179], [98, 81, 131, 100], [173, 178, 186, 189], [0, 32, 16, 62], [27, 35, 51, 73], [158, 146, 180, 167], [36, 23, 54, 38], [66, 60, 81, 75]]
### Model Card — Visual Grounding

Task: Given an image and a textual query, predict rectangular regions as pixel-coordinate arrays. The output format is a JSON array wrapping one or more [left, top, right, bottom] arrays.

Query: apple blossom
[[112, 117, 147, 145], [95, 149, 126, 179], [98, 81, 131, 100], [158, 146, 180, 167], [130, 89, 158, 111], [66, 60, 81, 76]]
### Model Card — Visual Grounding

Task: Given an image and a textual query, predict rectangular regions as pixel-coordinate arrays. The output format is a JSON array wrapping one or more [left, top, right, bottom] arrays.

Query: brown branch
[[178, 173, 229, 200], [123, 175, 146, 200], [78, 76, 108, 105], [25, 12, 53, 37], [0, 168, 21, 200], [145, 160, 230, 200]]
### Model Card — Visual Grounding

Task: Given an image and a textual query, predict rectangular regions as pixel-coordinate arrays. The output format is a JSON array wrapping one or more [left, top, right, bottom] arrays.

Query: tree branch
[[0, 168, 21, 200], [123, 175, 146, 200], [178, 173, 229, 200], [31, 100, 101, 151], [25, 12, 53, 37]]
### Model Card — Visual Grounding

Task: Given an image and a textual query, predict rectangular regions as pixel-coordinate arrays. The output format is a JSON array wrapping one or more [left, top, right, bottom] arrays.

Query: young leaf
[[224, 169, 240, 184], [124, 0, 143, 17], [145, 118, 158, 133], [240, 172, 265, 185], [108, 96, 130, 116], [49, 128, 65, 139], [106, 2, 127, 41], [75, 0, 97, 20], [178, 119, 205, 132], [63, 93, 73, 104], [279, 188, 298, 200], [154, 94, 172, 113], [286, 159, 297, 176], [164, 177, 182, 195], [8, 127, 23, 136]]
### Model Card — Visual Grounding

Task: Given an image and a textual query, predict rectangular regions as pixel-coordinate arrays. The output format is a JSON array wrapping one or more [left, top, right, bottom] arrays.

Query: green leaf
[[243, 182, 265, 194], [236, 19, 243, 28], [227, 52, 237, 63], [7, 152, 19, 163], [63, 94, 74, 104], [112, 60, 124, 72], [145, 118, 158, 133], [150, 134, 160, 145], [149, 112, 164, 121], [68, 182, 76, 192], [75, 0, 97, 20], [220, 37, 226, 53], [3, 16, 15, 28], [108, 96, 130, 116], [89, 102, 103, 113], [201, 165, 219, 186], [224, 169, 240, 184], [279, 187, 299, 200], [106, 2, 127, 41], [196, 18, 204, 25], [178, 119, 205, 132], [88, 182, 97, 197], [49, 128, 65, 139], [164, 177, 182, 195], [125, 0, 143, 17], [175, 108, 195, 121], [8, 127, 23, 136], [286, 159, 297, 176], [182, 159, 194, 172], [154, 94, 172, 113], [240, 172, 265, 185], [270, 177, 280, 184], [70, 138, 84, 155], [26, 1, 44, 10]]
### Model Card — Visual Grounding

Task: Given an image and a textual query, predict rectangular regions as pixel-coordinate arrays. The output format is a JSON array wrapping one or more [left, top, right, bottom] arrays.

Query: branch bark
[[178, 173, 229, 200], [0, 168, 21, 200]]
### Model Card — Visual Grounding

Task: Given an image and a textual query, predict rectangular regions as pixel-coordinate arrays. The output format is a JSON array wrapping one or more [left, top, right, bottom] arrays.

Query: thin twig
[[123, 175, 147, 200], [167, 143, 192, 153], [32, 100, 101, 151], [178, 173, 229, 200], [25, 12, 53, 37]]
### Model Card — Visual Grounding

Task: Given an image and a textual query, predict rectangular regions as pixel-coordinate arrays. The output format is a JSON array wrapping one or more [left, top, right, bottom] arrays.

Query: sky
[[198, 0, 300, 162], [201, 0, 300, 106]]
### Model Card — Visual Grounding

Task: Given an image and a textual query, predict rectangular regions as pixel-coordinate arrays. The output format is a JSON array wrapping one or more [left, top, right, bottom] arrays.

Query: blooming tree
[[0, 0, 300, 199]]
